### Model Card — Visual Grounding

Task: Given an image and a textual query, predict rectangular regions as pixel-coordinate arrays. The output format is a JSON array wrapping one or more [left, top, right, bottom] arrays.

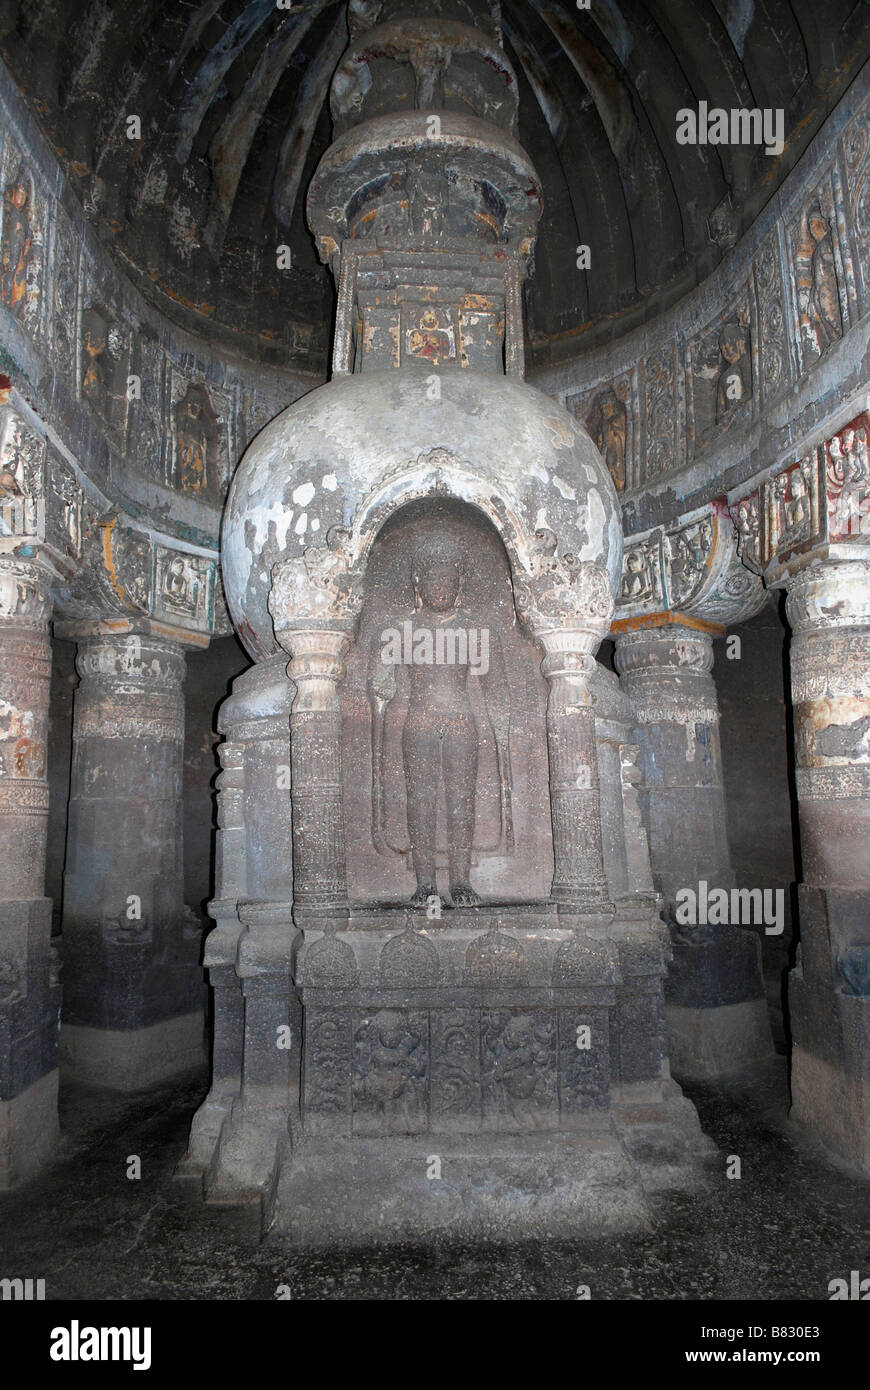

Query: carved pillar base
[[784, 560, 870, 1171], [0, 559, 59, 1187], [59, 628, 204, 1090], [615, 623, 773, 1078]]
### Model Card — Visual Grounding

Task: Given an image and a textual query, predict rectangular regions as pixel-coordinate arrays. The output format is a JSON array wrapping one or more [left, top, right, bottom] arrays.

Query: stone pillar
[[60, 627, 205, 1089], [269, 544, 363, 926], [614, 621, 772, 1077], [181, 655, 298, 1213], [539, 636, 611, 913], [284, 630, 353, 915], [514, 555, 614, 922], [785, 558, 870, 1170], [0, 558, 60, 1186]]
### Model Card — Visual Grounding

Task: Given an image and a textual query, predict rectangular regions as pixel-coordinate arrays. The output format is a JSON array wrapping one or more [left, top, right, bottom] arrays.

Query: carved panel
[[825, 412, 870, 542], [152, 546, 215, 629], [430, 1008, 482, 1132], [567, 370, 638, 492], [0, 149, 45, 337], [788, 186, 846, 371], [641, 346, 678, 480], [481, 1009, 557, 1131], [165, 366, 235, 505], [352, 1007, 429, 1134], [304, 1008, 354, 1134], [558, 1007, 611, 1120], [0, 410, 44, 540], [687, 297, 752, 451]]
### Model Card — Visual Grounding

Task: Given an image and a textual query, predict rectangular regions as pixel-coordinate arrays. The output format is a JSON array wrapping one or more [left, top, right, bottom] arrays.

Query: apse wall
[[529, 65, 870, 544], [0, 61, 323, 648]]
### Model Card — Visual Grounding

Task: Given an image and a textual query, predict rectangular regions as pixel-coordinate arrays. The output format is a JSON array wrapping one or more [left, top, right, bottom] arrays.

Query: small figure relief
[[405, 305, 456, 366], [827, 418, 870, 541], [0, 412, 43, 538], [80, 304, 129, 436], [44, 452, 83, 563], [367, 529, 511, 910], [690, 310, 752, 444], [407, 162, 445, 244], [155, 550, 210, 625], [173, 383, 221, 502], [731, 493, 763, 574], [482, 1010, 557, 1130], [585, 387, 628, 490], [352, 1009, 428, 1134], [1, 165, 38, 325], [715, 321, 751, 422], [665, 517, 713, 608], [619, 542, 659, 605], [794, 202, 843, 366], [772, 461, 815, 554]]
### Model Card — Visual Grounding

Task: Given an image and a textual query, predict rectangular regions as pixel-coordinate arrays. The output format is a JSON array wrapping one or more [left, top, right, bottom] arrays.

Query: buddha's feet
[[450, 883, 481, 907], [410, 884, 438, 908]]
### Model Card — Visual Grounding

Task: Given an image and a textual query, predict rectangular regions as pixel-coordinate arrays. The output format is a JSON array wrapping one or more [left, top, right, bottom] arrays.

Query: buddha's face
[[808, 214, 828, 242], [720, 332, 744, 365], [414, 558, 461, 612]]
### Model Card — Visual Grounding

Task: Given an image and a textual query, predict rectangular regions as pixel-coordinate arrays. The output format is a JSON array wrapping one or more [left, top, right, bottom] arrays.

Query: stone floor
[[1, 1061, 869, 1300]]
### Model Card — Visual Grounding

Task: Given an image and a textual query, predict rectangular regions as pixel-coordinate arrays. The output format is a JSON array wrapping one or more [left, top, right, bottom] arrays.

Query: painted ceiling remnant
[[0, 0, 866, 373]]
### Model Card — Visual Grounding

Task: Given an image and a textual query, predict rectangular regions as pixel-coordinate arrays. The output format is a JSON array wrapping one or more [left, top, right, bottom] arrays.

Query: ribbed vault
[[1, 0, 867, 371]]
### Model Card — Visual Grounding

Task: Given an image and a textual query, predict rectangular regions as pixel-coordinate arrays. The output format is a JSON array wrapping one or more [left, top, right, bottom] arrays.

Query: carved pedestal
[[615, 623, 773, 1078], [0, 558, 60, 1186], [59, 627, 204, 1089], [784, 559, 870, 1171], [275, 902, 709, 1244]]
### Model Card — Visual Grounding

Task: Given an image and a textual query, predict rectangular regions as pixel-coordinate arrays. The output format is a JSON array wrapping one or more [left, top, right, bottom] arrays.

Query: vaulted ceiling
[[2, 0, 868, 373]]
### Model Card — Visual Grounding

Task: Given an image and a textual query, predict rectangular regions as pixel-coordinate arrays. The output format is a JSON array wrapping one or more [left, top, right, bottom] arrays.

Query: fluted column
[[615, 622, 772, 1077], [0, 557, 60, 1186], [785, 558, 870, 1170], [540, 637, 611, 912], [514, 554, 614, 925], [269, 543, 363, 927], [284, 630, 353, 913], [59, 628, 205, 1089]]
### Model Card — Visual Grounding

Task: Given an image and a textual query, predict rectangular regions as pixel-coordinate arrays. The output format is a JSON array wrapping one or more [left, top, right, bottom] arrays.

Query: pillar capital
[[0, 554, 54, 631], [614, 624, 719, 728], [784, 556, 870, 636]]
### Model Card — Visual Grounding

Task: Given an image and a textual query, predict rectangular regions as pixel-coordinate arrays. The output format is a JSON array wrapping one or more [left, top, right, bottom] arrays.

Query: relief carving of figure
[[1, 168, 36, 320], [484, 1012, 554, 1127], [352, 1009, 426, 1131], [174, 384, 220, 501], [796, 205, 842, 362], [828, 426, 870, 539], [585, 387, 627, 490], [777, 465, 812, 550], [733, 494, 762, 572], [620, 545, 656, 603], [368, 531, 509, 909], [716, 322, 751, 421], [808, 207, 842, 352]]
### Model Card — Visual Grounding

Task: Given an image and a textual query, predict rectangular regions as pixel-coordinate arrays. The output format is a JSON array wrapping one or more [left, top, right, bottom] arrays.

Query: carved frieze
[[270, 531, 364, 634]]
